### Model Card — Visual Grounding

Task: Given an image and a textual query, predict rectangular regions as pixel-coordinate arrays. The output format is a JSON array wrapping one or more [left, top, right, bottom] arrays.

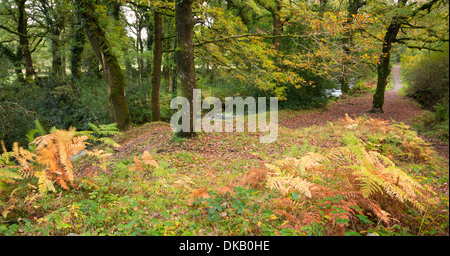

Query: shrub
[[403, 47, 449, 110], [402, 46, 449, 142]]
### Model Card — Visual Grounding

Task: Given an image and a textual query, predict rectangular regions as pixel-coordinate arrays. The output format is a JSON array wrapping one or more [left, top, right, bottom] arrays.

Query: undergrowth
[[0, 115, 448, 236]]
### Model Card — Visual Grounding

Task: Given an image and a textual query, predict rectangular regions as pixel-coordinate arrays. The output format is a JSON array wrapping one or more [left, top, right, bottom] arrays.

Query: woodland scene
[[0, 0, 449, 239]]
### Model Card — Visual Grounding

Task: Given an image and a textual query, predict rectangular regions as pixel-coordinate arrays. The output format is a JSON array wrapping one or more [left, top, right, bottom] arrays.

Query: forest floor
[[104, 65, 448, 174], [9, 68, 448, 236], [69, 74, 449, 236]]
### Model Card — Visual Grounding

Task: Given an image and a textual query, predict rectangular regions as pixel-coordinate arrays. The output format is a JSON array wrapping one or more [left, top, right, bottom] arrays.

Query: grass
[[0, 113, 448, 236]]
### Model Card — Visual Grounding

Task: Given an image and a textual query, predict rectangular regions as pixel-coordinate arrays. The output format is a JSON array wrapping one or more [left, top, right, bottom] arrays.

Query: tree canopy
[[0, 0, 448, 143]]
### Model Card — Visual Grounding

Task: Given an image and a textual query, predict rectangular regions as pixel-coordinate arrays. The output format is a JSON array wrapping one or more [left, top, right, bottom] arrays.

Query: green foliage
[[0, 96, 37, 150], [403, 46, 449, 110], [0, 76, 111, 149], [76, 122, 122, 148], [0, 0, 448, 237], [0, 150, 22, 191], [410, 105, 449, 142], [26, 119, 50, 144], [193, 187, 260, 222]]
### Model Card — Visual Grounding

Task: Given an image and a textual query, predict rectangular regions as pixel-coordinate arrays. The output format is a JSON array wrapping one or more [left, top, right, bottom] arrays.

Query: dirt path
[[391, 64, 403, 91], [279, 65, 449, 158]]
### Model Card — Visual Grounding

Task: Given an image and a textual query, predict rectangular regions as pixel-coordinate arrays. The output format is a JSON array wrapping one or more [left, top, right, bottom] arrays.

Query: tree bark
[[371, 1, 407, 113], [340, 0, 365, 95], [70, 14, 85, 80], [151, 12, 163, 121], [175, 0, 197, 138], [272, 10, 282, 51], [16, 0, 37, 83], [371, 26, 399, 113], [77, 0, 131, 130], [40, 0, 65, 77], [171, 36, 178, 99], [255, 0, 283, 51]]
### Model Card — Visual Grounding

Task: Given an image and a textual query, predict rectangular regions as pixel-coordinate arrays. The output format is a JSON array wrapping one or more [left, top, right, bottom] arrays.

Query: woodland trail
[[391, 64, 403, 92], [279, 65, 449, 159]]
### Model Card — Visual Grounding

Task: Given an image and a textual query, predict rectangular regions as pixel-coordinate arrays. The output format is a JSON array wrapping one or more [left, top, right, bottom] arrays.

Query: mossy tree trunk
[[77, 0, 131, 130], [39, 0, 65, 77], [371, 18, 404, 113], [70, 13, 85, 80], [340, 0, 365, 95], [175, 0, 197, 138], [16, 0, 38, 83]]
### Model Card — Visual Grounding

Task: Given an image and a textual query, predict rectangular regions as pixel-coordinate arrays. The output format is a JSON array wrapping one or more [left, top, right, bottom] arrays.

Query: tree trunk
[[151, 12, 163, 121], [50, 31, 64, 77], [272, 11, 282, 51], [171, 36, 178, 99], [255, 0, 283, 51], [16, 0, 37, 83], [134, 10, 144, 86], [70, 14, 85, 80], [145, 12, 153, 77], [175, 0, 197, 138], [319, 0, 328, 17], [340, 0, 365, 95], [371, 1, 406, 113], [77, 0, 131, 130], [0, 44, 25, 83], [39, 0, 66, 77]]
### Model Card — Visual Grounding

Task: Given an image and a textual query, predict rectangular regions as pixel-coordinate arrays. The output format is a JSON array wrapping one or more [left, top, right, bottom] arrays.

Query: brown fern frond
[[216, 186, 236, 197], [1, 140, 6, 154], [273, 209, 301, 226], [142, 151, 159, 168], [239, 169, 268, 190], [327, 147, 357, 166], [191, 187, 210, 199], [300, 212, 321, 226], [12, 142, 36, 178], [129, 151, 158, 173], [67, 135, 89, 159], [31, 128, 88, 191], [344, 113, 358, 124], [33, 133, 56, 151], [344, 191, 391, 225]]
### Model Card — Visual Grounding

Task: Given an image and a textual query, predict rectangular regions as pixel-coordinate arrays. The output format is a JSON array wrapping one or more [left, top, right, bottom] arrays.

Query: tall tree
[[16, 0, 38, 83], [39, 0, 66, 77], [254, 0, 283, 51], [151, 12, 163, 121], [175, 0, 197, 138], [69, 8, 85, 80], [76, 0, 132, 130], [340, 0, 366, 95], [370, 0, 446, 113]]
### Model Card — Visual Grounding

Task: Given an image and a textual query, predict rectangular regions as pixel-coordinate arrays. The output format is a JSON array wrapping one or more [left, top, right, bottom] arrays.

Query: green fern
[[26, 119, 47, 143], [76, 122, 122, 147], [0, 142, 22, 190], [0, 168, 22, 182]]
